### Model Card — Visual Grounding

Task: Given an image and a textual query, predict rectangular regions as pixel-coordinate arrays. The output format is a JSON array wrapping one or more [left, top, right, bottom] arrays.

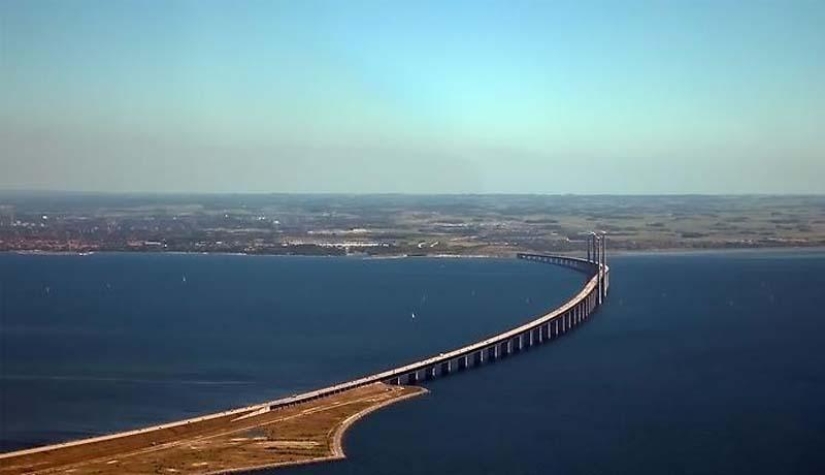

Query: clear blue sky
[[1, 0, 823, 194]]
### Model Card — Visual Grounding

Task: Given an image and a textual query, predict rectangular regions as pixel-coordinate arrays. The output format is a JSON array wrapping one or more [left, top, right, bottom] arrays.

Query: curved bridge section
[[270, 232, 610, 407], [0, 234, 611, 463]]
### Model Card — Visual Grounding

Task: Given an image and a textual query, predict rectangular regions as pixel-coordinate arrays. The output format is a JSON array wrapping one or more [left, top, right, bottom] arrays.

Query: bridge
[[0, 233, 610, 468], [268, 231, 610, 406]]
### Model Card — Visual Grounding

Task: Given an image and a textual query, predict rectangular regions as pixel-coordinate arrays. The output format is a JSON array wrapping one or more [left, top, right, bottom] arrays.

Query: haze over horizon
[[2, 0, 824, 195]]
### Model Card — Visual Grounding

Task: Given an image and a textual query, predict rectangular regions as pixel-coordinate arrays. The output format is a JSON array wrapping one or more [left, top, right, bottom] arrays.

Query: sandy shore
[[207, 386, 429, 475]]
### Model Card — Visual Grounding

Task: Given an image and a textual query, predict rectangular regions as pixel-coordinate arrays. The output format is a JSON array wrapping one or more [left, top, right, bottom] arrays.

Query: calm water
[[0, 253, 583, 451], [2, 251, 824, 474]]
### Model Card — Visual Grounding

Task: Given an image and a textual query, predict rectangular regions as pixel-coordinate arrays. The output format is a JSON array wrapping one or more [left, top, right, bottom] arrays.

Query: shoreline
[[3, 245, 825, 260], [205, 386, 429, 475], [605, 245, 825, 256]]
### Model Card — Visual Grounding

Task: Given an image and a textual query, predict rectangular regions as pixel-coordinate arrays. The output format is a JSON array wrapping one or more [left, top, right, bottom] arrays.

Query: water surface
[[2, 251, 824, 475], [0, 253, 582, 451]]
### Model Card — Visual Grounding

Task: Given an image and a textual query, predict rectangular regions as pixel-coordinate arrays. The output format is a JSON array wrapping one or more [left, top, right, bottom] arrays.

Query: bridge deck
[[1, 246, 611, 472]]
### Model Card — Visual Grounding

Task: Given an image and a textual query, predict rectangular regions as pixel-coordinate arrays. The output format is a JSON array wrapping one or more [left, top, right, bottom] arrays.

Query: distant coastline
[[5, 244, 825, 259], [3, 194, 824, 257]]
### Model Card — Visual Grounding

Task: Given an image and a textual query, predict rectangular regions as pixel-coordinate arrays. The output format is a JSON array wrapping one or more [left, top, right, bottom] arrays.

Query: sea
[[1, 251, 823, 474]]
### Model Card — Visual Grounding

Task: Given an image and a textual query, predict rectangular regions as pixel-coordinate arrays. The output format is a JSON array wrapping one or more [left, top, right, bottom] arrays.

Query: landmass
[[1, 193, 824, 255], [0, 383, 426, 475]]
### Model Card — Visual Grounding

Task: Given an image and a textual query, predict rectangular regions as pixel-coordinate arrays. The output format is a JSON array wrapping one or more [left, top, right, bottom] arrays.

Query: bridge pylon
[[588, 231, 606, 305]]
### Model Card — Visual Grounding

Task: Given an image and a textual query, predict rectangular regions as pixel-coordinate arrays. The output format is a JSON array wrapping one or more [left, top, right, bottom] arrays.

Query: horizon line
[[1, 189, 824, 198]]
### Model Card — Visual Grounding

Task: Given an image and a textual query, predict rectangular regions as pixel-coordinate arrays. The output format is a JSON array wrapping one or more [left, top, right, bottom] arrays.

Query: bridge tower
[[594, 232, 602, 305], [592, 232, 598, 266], [589, 232, 596, 264], [602, 232, 608, 299], [587, 233, 592, 262], [598, 232, 607, 303]]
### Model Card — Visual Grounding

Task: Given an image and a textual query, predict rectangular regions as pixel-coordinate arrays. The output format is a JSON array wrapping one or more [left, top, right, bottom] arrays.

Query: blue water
[[0, 253, 583, 452], [2, 252, 824, 474]]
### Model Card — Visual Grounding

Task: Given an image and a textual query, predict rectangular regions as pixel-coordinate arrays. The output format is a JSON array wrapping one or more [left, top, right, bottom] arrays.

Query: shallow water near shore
[[2, 252, 825, 474]]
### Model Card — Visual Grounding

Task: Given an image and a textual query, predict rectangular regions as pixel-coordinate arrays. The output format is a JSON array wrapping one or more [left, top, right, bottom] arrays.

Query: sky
[[1, 0, 823, 194]]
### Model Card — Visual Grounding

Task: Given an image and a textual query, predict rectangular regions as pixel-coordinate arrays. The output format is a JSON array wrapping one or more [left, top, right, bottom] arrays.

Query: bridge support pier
[[487, 346, 498, 362], [440, 361, 451, 376], [425, 366, 436, 381], [458, 355, 468, 371]]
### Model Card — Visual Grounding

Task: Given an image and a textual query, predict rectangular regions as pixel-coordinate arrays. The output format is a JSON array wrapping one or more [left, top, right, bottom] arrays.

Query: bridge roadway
[[0, 238, 609, 461], [272, 251, 609, 404]]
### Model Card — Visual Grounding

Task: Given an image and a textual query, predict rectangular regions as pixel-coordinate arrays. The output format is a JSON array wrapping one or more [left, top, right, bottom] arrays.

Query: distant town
[[1, 193, 824, 256]]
